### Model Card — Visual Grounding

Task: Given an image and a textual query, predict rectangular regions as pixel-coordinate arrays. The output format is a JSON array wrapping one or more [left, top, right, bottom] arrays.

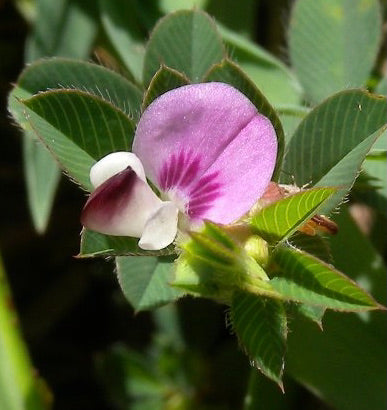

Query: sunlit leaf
[[271, 246, 383, 311], [250, 187, 336, 244]]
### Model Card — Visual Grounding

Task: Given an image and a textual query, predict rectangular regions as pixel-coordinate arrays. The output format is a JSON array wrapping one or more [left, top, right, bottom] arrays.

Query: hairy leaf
[[22, 90, 135, 190], [251, 187, 336, 244], [79, 229, 175, 258], [143, 9, 224, 86], [142, 65, 189, 109], [231, 292, 287, 388], [271, 246, 383, 311], [116, 256, 182, 312], [281, 90, 387, 212]]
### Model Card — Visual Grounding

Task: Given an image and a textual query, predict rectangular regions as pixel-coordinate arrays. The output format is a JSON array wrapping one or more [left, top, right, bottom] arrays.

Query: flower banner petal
[[133, 82, 277, 224], [81, 167, 162, 237], [188, 114, 277, 223], [133, 82, 258, 189]]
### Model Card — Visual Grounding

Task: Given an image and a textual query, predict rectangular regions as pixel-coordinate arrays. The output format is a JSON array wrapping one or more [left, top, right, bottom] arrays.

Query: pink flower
[[81, 83, 277, 250]]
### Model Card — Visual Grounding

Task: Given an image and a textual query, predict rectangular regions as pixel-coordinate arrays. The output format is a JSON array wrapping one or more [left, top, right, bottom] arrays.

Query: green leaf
[[99, 0, 148, 82], [174, 224, 245, 301], [9, 84, 61, 234], [358, 154, 387, 215], [116, 256, 182, 312], [376, 76, 387, 96], [160, 0, 209, 13], [288, 303, 326, 329], [370, 129, 386, 153], [231, 292, 287, 388], [206, 0, 258, 36], [0, 255, 47, 410], [26, 0, 97, 61], [251, 187, 336, 244], [172, 254, 222, 299], [22, 132, 61, 234], [18, 0, 97, 233], [142, 65, 190, 109], [21, 89, 135, 190], [285, 206, 386, 410], [9, 58, 142, 232], [270, 245, 383, 311], [289, 232, 332, 264], [289, 0, 382, 103], [79, 229, 175, 258], [16, 58, 143, 118], [143, 9, 224, 86], [276, 105, 309, 146], [329, 206, 387, 307], [281, 90, 387, 212], [288, 311, 386, 410], [204, 59, 285, 181], [173, 222, 281, 301], [219, 24, 302, 106]]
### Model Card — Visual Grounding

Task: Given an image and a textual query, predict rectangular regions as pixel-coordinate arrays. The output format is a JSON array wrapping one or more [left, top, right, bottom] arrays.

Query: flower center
[[159, 149, 223, 221]]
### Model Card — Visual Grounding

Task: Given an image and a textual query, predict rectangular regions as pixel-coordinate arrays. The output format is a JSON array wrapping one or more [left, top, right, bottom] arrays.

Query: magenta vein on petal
[[158, 149, 223, 220]]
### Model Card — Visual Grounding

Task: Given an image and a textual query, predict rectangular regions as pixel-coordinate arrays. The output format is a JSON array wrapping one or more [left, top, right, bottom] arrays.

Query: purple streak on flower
[[187, 171, 222, 219], [82, 82, 278, 250], [158, 149, 223, 219]]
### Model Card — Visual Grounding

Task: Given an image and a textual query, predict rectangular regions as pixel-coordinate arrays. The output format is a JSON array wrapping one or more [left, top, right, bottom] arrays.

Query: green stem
[[0, 255, 48, 410]]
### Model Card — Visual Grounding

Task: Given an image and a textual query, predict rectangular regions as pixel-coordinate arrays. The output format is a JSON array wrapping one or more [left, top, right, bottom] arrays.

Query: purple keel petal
[[133, 83, 258, 189], [81, 167, 162, 237], [187, 114, 277, 224]]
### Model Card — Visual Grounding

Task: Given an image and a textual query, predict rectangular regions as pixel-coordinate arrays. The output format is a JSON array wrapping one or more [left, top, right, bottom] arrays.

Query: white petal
[[90, 151, 146, 188], [138, 202, 179, 250], [82, 167, 162, 237]]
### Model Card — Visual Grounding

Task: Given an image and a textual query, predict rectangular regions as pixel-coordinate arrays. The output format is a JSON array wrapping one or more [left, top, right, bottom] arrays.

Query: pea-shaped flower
[[81, 83, 277, 250]]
